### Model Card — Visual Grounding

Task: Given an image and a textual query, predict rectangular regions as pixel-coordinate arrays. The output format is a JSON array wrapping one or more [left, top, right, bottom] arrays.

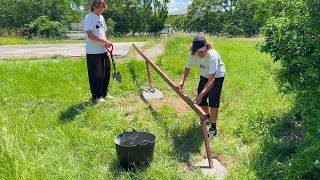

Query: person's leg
[[87, 54, 99, 99], [208, 77, 225, 136], [200, 106, 209, 114], [101, 53, 111, 98], [197, 76, 211, 123], [210, 107, 218, 124], [86, 54, 104, 100], [198, 76, 210, 116]]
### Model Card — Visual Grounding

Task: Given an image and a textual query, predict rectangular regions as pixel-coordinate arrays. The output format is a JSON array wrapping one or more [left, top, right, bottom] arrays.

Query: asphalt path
[[0, 42, 146, 59]]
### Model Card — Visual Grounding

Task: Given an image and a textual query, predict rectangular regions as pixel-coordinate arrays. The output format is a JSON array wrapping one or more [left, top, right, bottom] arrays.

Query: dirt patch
[[128, 43, 189, 114], [123, 94, 189, 118], [148, 97, 190, 114], [135, 43, 164, 61]]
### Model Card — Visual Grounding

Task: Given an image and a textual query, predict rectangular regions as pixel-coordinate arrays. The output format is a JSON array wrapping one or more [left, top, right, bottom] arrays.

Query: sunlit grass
[[0, 37, 85, 45], [0, 36, 156, 46], [0, 35, 293, 179]]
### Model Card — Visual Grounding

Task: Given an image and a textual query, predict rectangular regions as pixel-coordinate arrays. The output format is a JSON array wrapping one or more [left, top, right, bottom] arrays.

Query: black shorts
[[197, 76, 224, 108]]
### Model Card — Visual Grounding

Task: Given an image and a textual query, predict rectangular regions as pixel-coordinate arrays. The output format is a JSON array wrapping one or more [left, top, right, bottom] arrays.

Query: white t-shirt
[[83, 12, 107, 54], [185, 49, 226, 78]]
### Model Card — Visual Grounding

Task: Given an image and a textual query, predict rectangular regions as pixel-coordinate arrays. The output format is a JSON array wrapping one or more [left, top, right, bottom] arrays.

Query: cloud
[[168, 0, 192, 12]]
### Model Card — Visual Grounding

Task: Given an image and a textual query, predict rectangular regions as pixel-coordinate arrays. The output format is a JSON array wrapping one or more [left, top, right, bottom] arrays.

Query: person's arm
[[176, 67, 190, 92], [194, 73, 216, 105], [86, 30, 112, 46], [103, 32, 113, 48]]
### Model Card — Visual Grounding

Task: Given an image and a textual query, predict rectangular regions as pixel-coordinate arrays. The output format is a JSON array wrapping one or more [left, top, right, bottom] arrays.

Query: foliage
[[261, 0, 320, 93], [254, 0, 286, 26], [22, 16, 67, 38], [106, 18, 116, 37], [260, 0, 320, 178], [169, 0, 262, 37], [104, 0, 169, 36], [0, 0, 79, 28], [104, 6, 130, 36]]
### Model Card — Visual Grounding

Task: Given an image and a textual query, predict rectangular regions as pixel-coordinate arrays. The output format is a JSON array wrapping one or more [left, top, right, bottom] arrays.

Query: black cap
[[192, 35, 207, 52]]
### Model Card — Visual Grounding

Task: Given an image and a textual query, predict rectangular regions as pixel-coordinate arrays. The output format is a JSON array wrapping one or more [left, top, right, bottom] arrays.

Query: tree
[[103, 0, 169, 36], [0, 0, 78, 28], [255, 0, 286, 26], [180, 0, 262, 36], [147, 0, 169, 34]]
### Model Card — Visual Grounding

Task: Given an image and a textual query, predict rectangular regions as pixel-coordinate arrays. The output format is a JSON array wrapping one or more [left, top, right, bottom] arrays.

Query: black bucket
[[114, 128, 156, 170]]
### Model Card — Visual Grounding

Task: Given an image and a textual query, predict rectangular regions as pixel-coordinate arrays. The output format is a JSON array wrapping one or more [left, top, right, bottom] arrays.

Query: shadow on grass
[[59, 101, 94, 123], [108, 158, 148, 178], [140, 92, 204, 164], [253, 103, 320, 179], [171, 125, 204, 164], [254, 86, 320, 179]]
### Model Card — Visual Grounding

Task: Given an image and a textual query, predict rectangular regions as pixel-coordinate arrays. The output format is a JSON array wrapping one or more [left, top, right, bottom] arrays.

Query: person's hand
[[194, 94, 203, 105], [104, 41, 113, 48], [176, 81, 184, 92]]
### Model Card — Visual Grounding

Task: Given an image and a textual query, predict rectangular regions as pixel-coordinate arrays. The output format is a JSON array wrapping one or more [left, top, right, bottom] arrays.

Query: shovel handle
[[106, 44, 113, 56], [106, 45, 116, 71]]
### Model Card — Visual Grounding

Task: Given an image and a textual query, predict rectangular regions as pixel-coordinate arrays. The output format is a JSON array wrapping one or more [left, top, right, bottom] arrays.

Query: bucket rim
[[114, 130, 156, 147]]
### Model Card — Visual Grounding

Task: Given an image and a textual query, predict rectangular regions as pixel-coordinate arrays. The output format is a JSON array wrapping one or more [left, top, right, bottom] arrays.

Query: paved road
[[0, 42, 146, 59]]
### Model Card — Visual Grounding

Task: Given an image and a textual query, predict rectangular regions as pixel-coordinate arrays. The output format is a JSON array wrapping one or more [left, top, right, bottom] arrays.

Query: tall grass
[[0, 35, 292, 179]]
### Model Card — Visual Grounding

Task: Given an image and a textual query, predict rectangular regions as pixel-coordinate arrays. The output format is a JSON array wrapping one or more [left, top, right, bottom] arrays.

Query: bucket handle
[[123, 127, 136, 133], [136, 140, 152, 146]]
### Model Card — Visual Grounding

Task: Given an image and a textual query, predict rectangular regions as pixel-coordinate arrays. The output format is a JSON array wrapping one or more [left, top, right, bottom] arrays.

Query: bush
[[0, 28, 23, 37], [23, 16, 67, 38], [106, 18, 115, 37], [261, 0, 319, 93], [222, 23, 245, 37], [260, 0, 320, 178]]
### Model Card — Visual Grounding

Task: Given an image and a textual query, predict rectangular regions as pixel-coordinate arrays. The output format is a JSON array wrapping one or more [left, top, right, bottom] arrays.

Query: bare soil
[[130, 43, 190, 114], [135, 43, 165, 61]]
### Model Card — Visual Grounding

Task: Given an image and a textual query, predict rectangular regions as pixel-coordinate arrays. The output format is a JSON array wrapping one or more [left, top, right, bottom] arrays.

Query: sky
[[168, 0, 192, 13]]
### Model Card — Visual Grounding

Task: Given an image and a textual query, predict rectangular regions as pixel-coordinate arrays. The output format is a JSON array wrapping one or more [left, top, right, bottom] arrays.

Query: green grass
[[0, 36, 155, 46], [0, 35, 295, 179], [0, 37, 85, 45]]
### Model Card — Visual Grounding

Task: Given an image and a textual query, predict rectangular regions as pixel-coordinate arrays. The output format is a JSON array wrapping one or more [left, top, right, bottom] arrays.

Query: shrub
[[260, 0, 320, 178], [23, 16, 67, 38], [106, 18, 115, 37], [261, 0, 319, 93]]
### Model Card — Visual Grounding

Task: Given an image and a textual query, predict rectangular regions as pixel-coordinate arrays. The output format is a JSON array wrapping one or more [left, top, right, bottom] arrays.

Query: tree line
[[0, 0, 169, 37], [0, 0, 302, 38], [167, 0, 286, 37]]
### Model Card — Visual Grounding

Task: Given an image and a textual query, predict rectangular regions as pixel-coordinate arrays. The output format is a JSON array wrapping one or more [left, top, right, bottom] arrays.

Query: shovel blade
[[113, 72, 122, 83]]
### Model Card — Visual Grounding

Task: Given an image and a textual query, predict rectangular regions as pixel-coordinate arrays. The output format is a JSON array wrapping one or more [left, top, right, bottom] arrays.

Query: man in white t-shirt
[[176, 35, 226, 137], [83, 0, 113, 103]]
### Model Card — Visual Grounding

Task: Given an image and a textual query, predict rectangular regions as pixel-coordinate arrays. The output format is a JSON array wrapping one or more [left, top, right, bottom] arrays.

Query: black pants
[[86, 53, 111, 99]]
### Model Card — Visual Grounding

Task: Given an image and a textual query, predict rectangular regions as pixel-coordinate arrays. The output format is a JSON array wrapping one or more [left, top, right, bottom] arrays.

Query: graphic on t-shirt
[[96, 21, 102, 29], [200, 64, 206, 69]]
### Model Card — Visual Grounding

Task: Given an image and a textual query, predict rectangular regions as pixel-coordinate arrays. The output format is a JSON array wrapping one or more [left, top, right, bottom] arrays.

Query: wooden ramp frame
[[132, 43, 213, 168]]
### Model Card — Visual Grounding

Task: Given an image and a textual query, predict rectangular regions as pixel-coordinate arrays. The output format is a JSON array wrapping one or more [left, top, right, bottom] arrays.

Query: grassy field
[[0, 35, 294, 179], [0, 36, 153, 46]]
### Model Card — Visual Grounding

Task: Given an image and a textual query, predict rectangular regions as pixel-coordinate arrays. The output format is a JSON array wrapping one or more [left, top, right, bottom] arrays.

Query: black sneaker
[[208, 127, 217, 137]]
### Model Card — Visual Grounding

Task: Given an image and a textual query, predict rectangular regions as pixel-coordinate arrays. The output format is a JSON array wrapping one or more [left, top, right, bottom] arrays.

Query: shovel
[[107, 45, 122, 83]]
